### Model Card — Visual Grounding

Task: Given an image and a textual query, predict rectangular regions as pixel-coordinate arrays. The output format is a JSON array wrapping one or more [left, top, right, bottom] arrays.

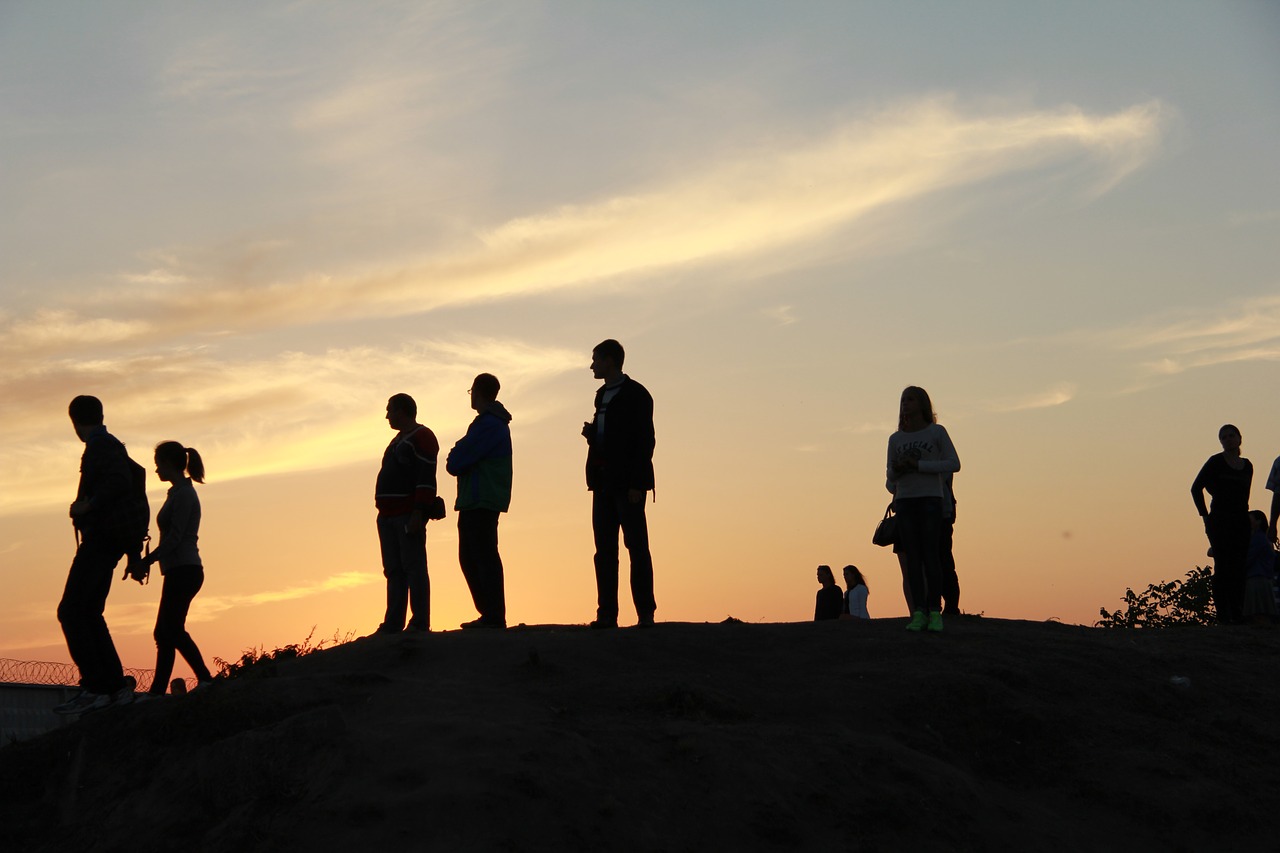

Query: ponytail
[[155, 441, 206, 483]]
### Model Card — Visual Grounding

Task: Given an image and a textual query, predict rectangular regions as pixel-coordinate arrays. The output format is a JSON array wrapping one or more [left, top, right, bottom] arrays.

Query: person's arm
[[1266, 460, 1280, 543], [885, 436, 897, 494], [446, 417, 492, 476], [918, 425, 961, 475], [408, 428, 439, 534], [1190, 458, 1213, 521], [624, 385, 656, 503]]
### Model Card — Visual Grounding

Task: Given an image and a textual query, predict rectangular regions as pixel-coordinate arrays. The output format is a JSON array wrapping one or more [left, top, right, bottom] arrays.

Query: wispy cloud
[[763, 305, 799, 326], [1113, 295, 1280, 379], [0, 339, 579, 516], [990, 382, 1078, 412], [196, 571, 376, 615], [2, 98, 1167, 356]]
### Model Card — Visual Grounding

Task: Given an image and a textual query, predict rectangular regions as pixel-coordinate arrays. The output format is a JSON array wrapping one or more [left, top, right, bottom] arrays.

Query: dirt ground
[[2, 617, 1277, 852]]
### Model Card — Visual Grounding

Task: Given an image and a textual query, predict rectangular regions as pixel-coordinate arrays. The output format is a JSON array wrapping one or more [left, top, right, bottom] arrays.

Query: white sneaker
[[53, 690, 106, 715]]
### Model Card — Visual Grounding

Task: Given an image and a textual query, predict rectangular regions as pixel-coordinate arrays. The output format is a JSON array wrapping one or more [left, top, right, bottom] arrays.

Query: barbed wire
[[0, 659, 165, 693]]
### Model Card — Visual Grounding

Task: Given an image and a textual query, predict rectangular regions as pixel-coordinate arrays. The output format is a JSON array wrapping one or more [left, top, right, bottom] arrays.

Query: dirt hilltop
[[2, 617, 1276, 852]]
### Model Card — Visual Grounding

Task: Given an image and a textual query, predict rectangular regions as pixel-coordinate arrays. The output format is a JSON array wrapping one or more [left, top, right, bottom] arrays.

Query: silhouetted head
[[470, 373, 500, 407], [1250, 510, 1267, 531], [68, 395, 104, 427], [386, 393, 417, 431], [591, 339, 625, 381], [816, 564, 835, 586], [1218, 423, 1242, 455], [842, 564, 866, 589], [898, 386, 936, 431], [154, 441, 205, 484]]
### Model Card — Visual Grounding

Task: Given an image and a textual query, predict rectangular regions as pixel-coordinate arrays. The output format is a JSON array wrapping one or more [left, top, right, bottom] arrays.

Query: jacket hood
[[479, 400, 512, 424]]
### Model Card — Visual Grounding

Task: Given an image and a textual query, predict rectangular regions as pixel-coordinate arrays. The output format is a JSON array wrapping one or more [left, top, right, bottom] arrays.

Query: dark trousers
[[895, 497, 944, 613], [592, 489, 656, 623], [57, 536, 127, 695], [151, 565, 213, 693], [939, 516, 960, 614], [1207, 511, 1249, 623], [458, 509, 506, 624], [378, 513, 430, 630]]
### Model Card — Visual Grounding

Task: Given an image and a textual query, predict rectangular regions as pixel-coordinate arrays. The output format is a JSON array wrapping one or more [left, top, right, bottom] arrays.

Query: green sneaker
[[927, 611, 944, 633], [905, 611, 927, 632]]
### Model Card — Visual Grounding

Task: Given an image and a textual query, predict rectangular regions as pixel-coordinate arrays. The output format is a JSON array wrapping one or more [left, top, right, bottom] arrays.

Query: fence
[[0, 658, 160, 693]]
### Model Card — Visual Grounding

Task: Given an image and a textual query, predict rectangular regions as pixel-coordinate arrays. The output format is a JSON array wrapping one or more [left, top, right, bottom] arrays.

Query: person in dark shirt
[[54, 396, 138, 715], [373, 393, 439, 634], [814, 565, 844, 621], [582, 339, 656, 629], [1191, 423, 1253, 624]]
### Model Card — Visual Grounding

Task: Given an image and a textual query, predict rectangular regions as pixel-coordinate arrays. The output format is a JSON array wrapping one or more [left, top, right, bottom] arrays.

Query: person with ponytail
[[130, 441, 215, 696]]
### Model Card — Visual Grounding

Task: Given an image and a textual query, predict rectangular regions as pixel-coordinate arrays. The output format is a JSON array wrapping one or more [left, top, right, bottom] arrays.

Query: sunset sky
[[3, 1, 1278, 674]]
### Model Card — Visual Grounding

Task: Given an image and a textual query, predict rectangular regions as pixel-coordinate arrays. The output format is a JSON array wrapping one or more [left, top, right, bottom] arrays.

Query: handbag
[[872, 502, 896, 547]]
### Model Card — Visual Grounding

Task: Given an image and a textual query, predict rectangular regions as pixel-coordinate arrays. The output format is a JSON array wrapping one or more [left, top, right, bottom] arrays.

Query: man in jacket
[[582, 339, 656, 629], [54, 395, 138, 714], [447, 373, 513, 630], [374, 393, 439, 634]]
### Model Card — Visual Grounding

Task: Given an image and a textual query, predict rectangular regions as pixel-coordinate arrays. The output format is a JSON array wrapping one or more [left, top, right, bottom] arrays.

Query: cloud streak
[[990, 382, 1079, 412], [0, 338, 580, 516], [1, 98, 1167, 358]]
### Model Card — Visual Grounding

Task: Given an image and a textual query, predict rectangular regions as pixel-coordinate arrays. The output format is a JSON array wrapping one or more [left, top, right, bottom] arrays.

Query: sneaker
[[905, 611, 927, 632], [108, 675, 137, 708], [589, 619, 618, 630], [460, 618, 504, 630], [927, 611, 944, 633], [53, 690, 106, 716], [636, 616, 655, 629]]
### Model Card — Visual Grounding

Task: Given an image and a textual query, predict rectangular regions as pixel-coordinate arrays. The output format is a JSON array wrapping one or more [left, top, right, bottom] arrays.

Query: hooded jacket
[[446, 401, 513, 512]]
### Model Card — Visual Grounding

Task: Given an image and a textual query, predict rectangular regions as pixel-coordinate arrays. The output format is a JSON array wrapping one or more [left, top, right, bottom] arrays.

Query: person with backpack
[[128, 442, 215, 696], [55, 395, 148, 715]]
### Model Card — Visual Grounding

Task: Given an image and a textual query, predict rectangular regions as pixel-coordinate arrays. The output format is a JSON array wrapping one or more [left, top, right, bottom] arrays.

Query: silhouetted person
[[814, 565, 843, 620], [842, 564, 870, 619], [1266, 453, 1280, 546], [374, 393, 438, 634], [582, 339, 656, 629], [447, 373, 513, 630], [1243, 510, 1277, 625], [887, 386, 960, 634], [1191, 424, 1252, 624], [940, 474, 960, 615], [54, 396, 142, 714], [130, 442, 214, 695]]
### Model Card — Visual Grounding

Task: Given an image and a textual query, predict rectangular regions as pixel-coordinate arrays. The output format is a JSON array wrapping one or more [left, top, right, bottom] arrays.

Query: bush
[[1096, 565, 1214, 628], [213, 628, 353, 680]]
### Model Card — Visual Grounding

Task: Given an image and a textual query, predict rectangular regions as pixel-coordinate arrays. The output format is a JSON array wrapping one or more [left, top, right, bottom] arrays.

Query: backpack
[[81, 437, 151, 557], [117, 452, 151, 556]]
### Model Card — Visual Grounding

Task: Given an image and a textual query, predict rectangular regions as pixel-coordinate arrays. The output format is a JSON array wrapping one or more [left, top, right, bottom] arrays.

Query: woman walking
[[130, 442, 214, 695], [886, 386, 960, 633], [1191, 424, 1253, 624]]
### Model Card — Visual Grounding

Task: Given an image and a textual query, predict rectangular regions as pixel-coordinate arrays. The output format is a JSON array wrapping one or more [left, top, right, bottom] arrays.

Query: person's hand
[[69, 500, 89, 519], [581, 421, 593, 441], [1270, 522, 1278, 546], [124, 556, 149, 585], [405, 510, 426, 537], [628, 489, 646, 505]]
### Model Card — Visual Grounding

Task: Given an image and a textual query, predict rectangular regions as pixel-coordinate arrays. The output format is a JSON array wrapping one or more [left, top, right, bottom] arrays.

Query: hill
[[1, 617, 1276, 852]]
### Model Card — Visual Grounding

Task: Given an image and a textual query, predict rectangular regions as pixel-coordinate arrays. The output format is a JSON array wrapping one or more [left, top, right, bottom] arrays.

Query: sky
[[2, 1, 1279, 674]]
